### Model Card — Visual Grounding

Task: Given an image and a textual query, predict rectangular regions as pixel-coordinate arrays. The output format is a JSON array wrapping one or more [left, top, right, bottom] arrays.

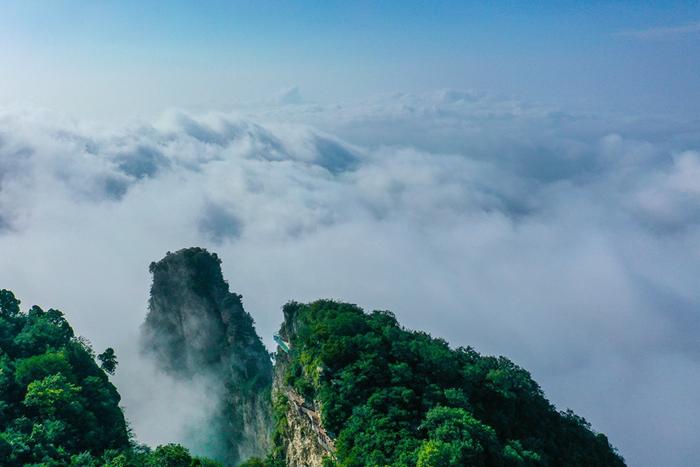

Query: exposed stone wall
[[141, 247, 273, 466], [272, 350, 335, 467]]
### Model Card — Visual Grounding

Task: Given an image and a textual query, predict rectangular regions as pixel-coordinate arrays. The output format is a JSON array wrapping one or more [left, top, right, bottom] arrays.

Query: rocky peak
[[141, 247, 272, 466]]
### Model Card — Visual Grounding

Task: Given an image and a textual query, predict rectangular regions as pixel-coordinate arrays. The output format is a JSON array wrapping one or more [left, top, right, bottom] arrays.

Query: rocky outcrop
[[272, 355, 335, 467], [269, 306, 336, 467], [141, 247, 273, 466]]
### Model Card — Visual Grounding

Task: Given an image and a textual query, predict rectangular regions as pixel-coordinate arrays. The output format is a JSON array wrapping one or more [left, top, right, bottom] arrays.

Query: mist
[[0, 92, 698, 466]]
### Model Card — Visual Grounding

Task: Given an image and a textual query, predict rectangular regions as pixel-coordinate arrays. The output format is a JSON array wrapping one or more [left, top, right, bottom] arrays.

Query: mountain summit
[[141, 247, 273, 465]]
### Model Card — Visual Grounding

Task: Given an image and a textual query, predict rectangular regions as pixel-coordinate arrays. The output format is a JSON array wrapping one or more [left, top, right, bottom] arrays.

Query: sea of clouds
[[0, 90, 698, 466]]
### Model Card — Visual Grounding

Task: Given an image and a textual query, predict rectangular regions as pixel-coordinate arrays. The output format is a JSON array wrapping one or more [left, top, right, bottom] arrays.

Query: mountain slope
[[0, 288, 228, 466], [0, 289, 129, 465], [265, 300, 625, 467]]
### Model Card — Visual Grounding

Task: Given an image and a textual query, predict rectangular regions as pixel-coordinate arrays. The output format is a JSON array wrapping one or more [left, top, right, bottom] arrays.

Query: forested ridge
[[0, 247, 625, 466], [261, 300, 625, 467]]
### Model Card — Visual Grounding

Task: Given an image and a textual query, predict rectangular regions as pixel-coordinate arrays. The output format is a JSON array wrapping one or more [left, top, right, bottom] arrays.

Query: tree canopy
[[97, 347, 118, 375], [0, 289, 222, 467], [270, 300, 625, 467]]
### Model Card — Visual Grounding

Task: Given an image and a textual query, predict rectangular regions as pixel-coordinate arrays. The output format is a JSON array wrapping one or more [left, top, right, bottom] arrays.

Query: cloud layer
[[0, 93, 698, 466]]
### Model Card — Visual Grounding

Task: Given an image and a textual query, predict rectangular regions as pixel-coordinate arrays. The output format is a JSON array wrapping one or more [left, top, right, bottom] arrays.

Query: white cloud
[[0, 93, 698, 466]]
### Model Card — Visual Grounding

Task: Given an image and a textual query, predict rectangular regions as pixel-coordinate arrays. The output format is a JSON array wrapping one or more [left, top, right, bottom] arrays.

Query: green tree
[[23, 373, 82, 419], [98, 348, 118, 375], [416, 439, 459, 467], [149, 444, 194, 467], [0, 289, 20, 318], [418, 406, 499, 466], [14, 351, 72, 387]]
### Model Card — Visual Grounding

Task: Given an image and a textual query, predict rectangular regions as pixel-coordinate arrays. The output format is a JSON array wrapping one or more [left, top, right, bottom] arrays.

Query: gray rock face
[[141, 247, 272, 466], [270, 305, 336, 467], [272, 358, 336, 467]]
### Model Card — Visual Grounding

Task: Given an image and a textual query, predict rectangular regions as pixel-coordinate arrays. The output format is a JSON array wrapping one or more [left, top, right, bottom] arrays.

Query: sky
[[1, 2, 700, 466], [1, 1, 700, 118]]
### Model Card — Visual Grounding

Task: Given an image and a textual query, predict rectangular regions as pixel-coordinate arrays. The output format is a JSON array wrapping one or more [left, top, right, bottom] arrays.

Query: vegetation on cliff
[[270, 300, 625, 467]]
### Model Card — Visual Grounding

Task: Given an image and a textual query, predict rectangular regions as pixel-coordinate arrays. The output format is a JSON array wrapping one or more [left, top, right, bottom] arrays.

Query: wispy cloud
[[618, 21, 700, 39]]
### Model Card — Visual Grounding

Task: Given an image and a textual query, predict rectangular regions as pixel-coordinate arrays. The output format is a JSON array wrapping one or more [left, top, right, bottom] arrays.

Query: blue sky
[[1, 1, 699, 118]]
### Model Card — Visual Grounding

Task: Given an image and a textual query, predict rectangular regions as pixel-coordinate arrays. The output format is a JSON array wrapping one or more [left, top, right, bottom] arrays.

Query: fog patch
[[115, 145, 170, 179], [198, 203, 243, 244], [313, 136, 359, 174]]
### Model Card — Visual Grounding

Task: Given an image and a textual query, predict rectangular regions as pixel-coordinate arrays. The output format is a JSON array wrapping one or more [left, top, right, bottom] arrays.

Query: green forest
[[0, 289, 221, 467], [265, 300, 625, 467]]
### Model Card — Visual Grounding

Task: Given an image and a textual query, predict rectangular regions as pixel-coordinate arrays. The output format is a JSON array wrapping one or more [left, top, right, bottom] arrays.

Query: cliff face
[[141, 247, 273, 466], [268, 303, 336, 467], [271, 355, 335, 467]]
